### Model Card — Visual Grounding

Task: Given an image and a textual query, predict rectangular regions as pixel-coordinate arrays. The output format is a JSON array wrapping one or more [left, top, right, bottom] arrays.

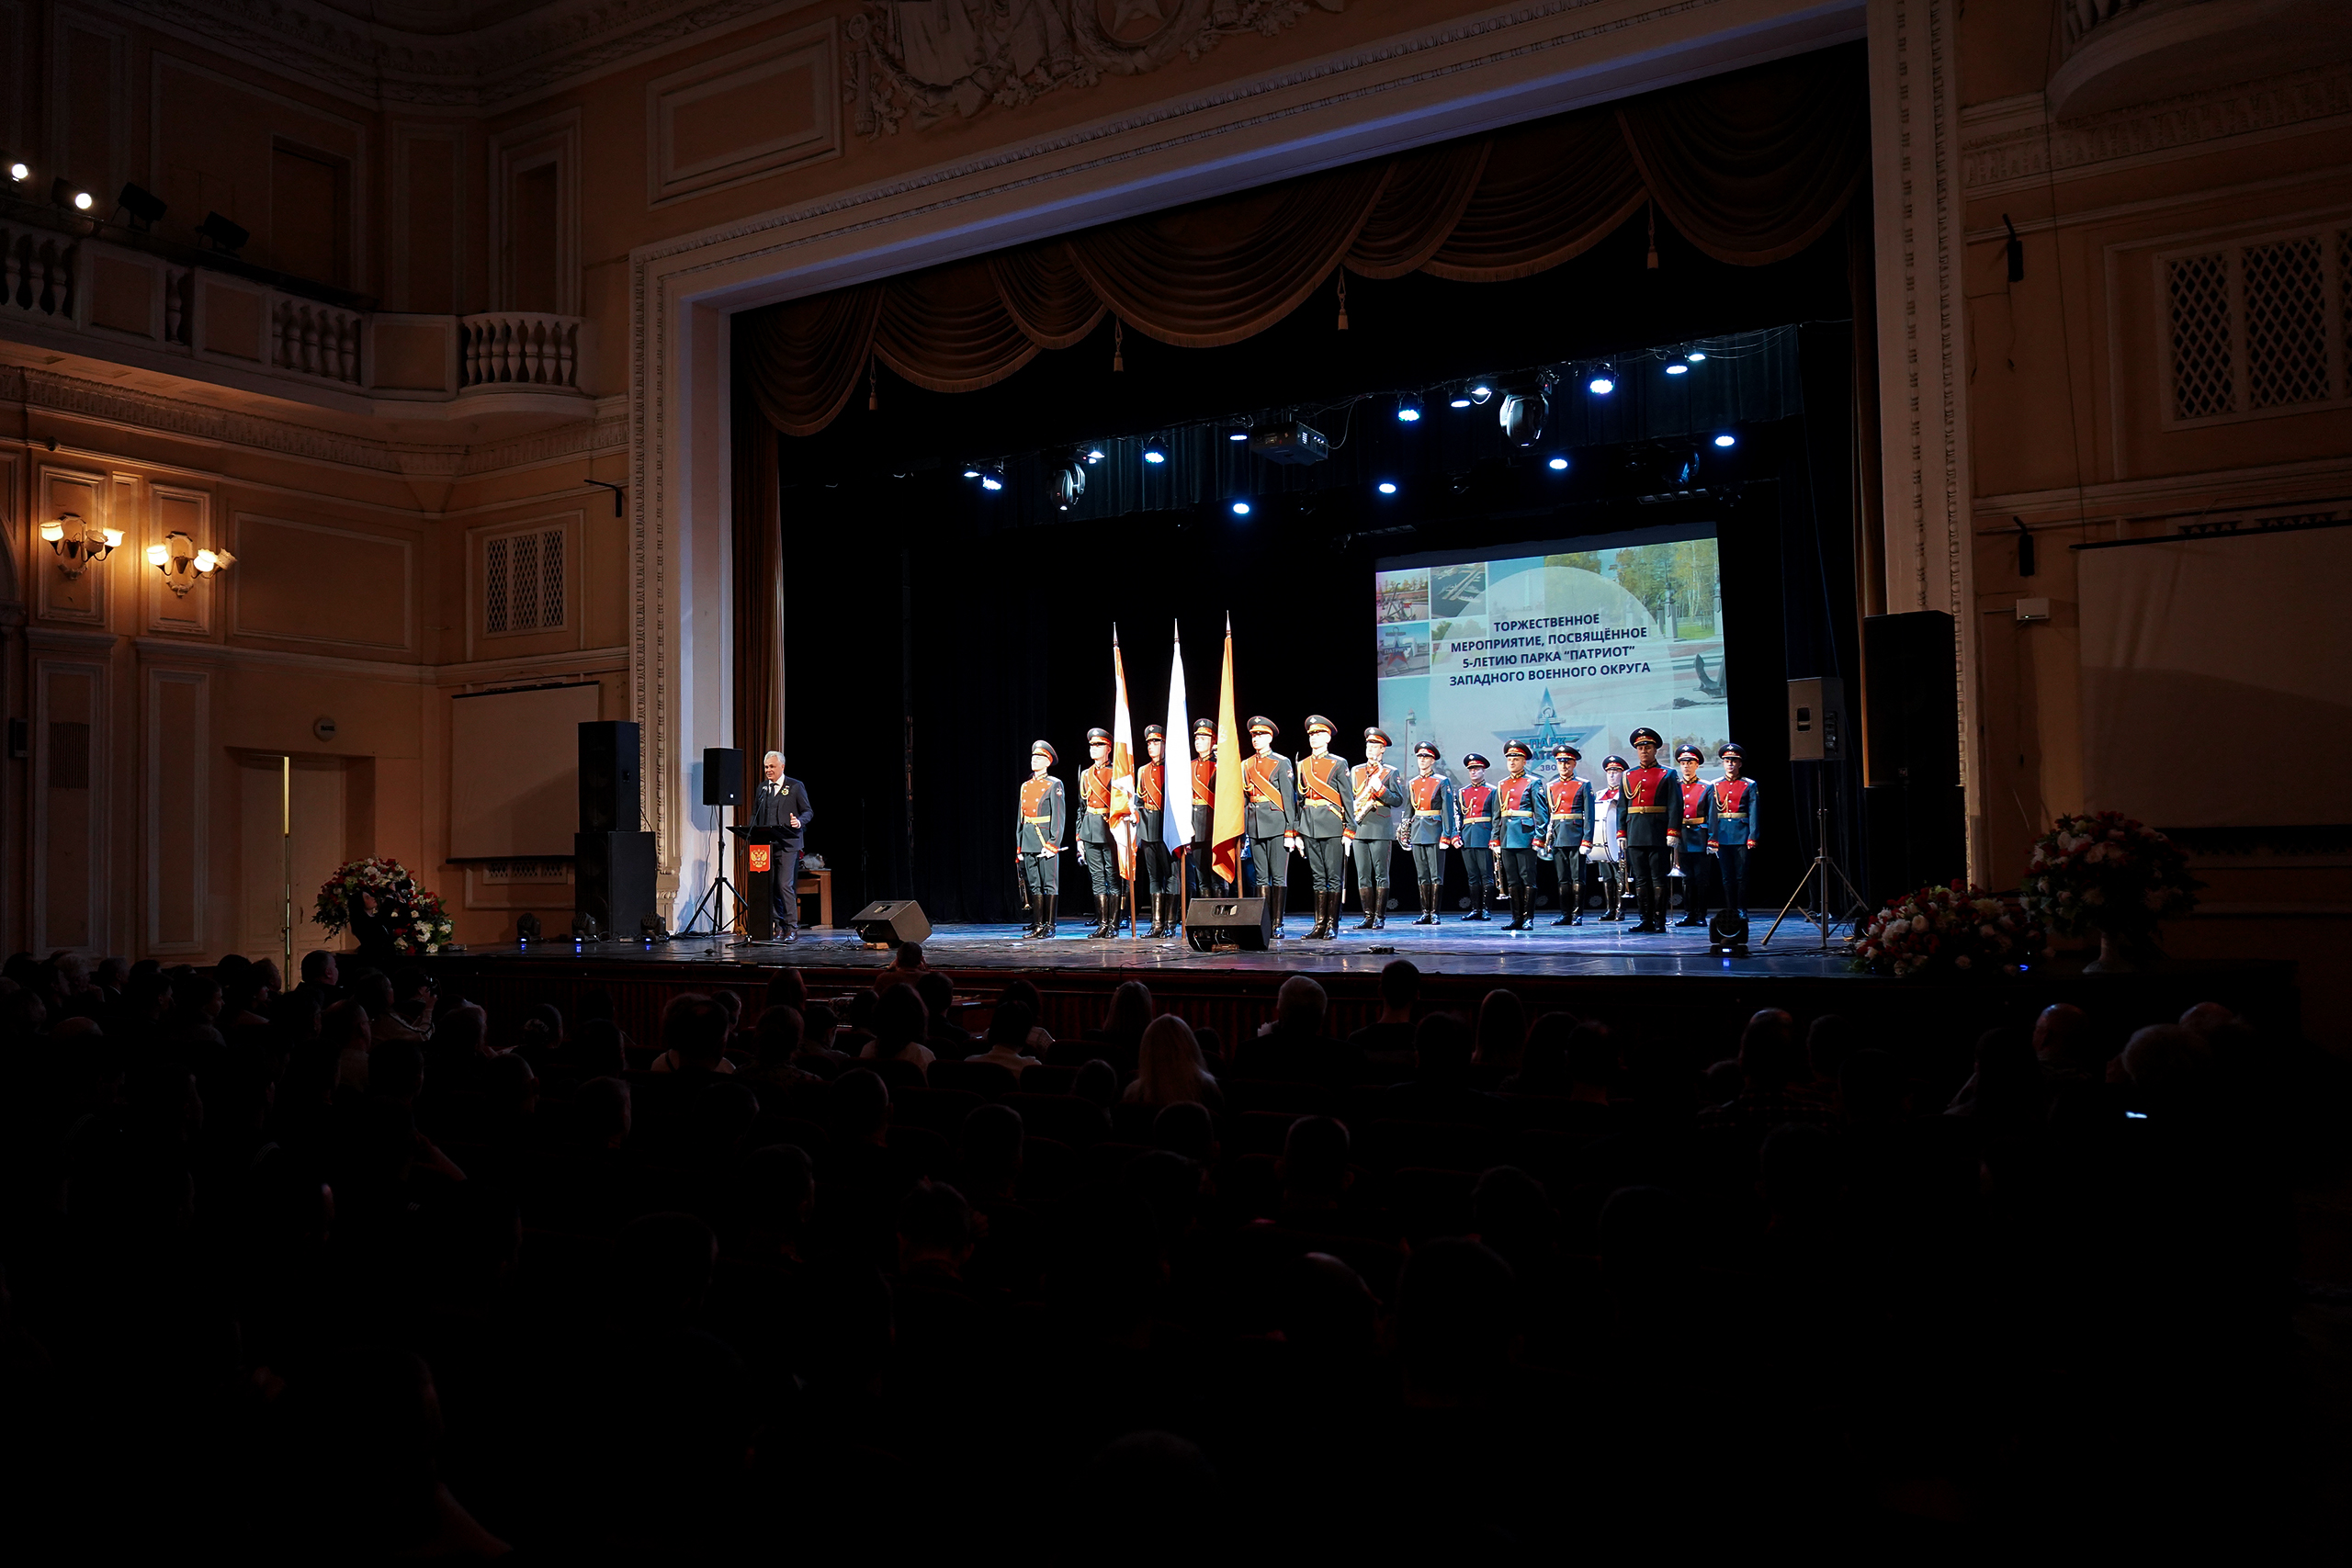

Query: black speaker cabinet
[[1185, 895, 1272, 952], [1862, 611, 1960, 789], [703, 747, 743, 807], [578, 721, 640, 833], [575, 830, 656, 936], [1863, 783, 1967, 909], [850, 899, 931, 947]]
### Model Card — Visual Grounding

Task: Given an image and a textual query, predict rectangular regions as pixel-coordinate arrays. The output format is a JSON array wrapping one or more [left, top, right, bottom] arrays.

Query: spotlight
[[116, 182, 166, 231], [1376, 480, 1398, 496], [1708, 908, 1749, 956], [1231, 501, 1251, 516], [1546, 456, 1569, 472], [1396, 392, 1423, 423], [980, 464, 1006, 491], [1686, 349, 1708, 364], [1225, 417, 1251, 444], [1142, 436, 1169, 465], [1468, 380, 1494, 404], [1049, 458, 1086, 509], [51, 176, 92, 212], [1713, 433, 1737, 448], [1665, 362, 1688, 377], [1084, 446, 1104, 464], [1448, 387, 1473, 409], [197, 210, 250, 257], [1499, 389, 1545, 445], [962, 464, 981, 479], [1587, 366, 1616, 396], [5, 156, 28, 184]]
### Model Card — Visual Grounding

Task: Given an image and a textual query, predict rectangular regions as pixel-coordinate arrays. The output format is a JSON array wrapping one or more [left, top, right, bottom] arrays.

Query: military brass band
[[1016, 717, 1755, 942]]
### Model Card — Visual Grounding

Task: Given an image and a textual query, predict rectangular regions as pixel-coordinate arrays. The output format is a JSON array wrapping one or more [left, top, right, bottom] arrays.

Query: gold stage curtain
[[1065, 161, 1391, 346], [740, 47, 1865, 435], [1617, 54, 1871, 266]]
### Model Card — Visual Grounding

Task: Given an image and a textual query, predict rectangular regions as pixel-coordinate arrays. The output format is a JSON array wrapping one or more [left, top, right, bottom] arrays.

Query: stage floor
[[472, 916, 1867, 980]]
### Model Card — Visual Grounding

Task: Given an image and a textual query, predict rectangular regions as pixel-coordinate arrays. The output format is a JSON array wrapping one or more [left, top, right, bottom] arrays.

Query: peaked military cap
[[1602, 754, 1629, 771], [1248, 716, 1278, 736], [1462, 752, 1490, 769], [1629, 727, 1663, 747], [1143, 724, 1165, 741], [1086, 727, 1111, 744], [1414, 742, 1441, 759], [1304, 714, 1335, 737], [1718, 741, 1745, 758], [1503, 739, 1532, 759], [1675, 743, 1703, 761], [1193, 717, 1217, 738], [1363, 727, 1392, 746], [1031, 740, 1057, 764], [1554, 743, 1582, 760]]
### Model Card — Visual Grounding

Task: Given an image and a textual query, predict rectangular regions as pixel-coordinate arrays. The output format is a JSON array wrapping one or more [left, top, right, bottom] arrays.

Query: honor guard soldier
[[1245, 716, 1297, 938], [1187, 718, 1227, 897], [1494, 740, 1551, 931], [1541, 744, 1593, 925], [1452, 754, 1498, 920], [1136, 724, 1179, 938], [1015, 741, 1066, 939], [1617, 728, 1673, 932], [1592, 755, 1630, 920], [1350, 727, 1405, 930], [1079, 728, 1125, 939], [1706, 742, 1758, 919], [1294, 716, 1357, 940], [1404, 743, 1456, 924], [1671, 743, 1718, 928]]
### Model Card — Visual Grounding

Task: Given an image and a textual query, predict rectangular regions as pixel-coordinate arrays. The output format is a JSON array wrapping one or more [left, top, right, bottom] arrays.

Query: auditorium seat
[[1387, 1166, 1479, 1242], [1001, 1092, 1110, 1148], [1016, 1134, 1080, 1204], [1081, 1140, 1151, 1187], [1359, 1119, 1503, 1175], [1231, 1111, 1300, 1157], [1017, 1065, 1079, 1096], [1109, 1102, 1159, 1143], [885, 1122, 956, 1179], [1228, 1224, 1405, 1303]]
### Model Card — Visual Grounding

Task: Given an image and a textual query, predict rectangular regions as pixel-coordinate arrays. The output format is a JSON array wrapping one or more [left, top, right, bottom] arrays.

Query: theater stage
[[436, 920, 2297, 1078]]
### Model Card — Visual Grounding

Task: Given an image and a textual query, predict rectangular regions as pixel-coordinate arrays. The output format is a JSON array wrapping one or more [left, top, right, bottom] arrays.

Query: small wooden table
[[795, 868, 833, 930]]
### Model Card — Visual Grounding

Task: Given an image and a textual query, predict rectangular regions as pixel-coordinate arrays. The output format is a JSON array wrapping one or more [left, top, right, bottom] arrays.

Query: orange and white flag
[[1110, 626, 1138, 879]]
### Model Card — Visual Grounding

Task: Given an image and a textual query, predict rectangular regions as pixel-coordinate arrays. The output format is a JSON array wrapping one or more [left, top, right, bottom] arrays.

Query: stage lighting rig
[[1083, 445, 1104, 464], [1231, 500, 1251, 516], [116, 182, 166, 231], [979, 463, 1006, 491], [1375, 480, 1398, 496], [1685, 349, 1708, 364], [1225, 417, 1252, 443], [961, 464, 982, 479], [1713, 433, 1737, 448], [1546, 456, 1569, 472], [1248, 420, 1329, 466], [1049, 456, 1086, 509], [1499, 387, 1546, 445], [51, 176, 93, 213], [1586, 364, 1616, 396], [198, 210, 250, 257], [1396, 391, 1423, 423], [5, 154, 29, 185], [1142, 436, 1170, 465], [1665, 361, 1688, 377]]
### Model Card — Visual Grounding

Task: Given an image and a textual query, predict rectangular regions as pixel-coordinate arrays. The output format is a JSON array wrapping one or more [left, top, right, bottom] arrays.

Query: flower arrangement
[[313, 856, 456, 955], [1849, 883, 2043, 978], [2020, 811, 2199, 957]]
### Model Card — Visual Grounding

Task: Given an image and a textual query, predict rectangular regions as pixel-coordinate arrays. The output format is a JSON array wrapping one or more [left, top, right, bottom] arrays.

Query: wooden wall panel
[[34, 656, 107, 953], [144, 666, 209, 953]]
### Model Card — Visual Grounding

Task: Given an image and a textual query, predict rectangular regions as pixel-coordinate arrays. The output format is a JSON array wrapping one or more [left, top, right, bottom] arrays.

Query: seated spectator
[[872, 942, 930, 993], [650, 993, 735, 1076], [1072, 1058, 1120, 1111], [1344, 959, 1420, 1081], [1125, 1015, 1222, 1111], [2035, 1002, 2104, 1085], [1946, 1026, 2047, 1136], [1395, 1237, 1519, 1408], [957, 1103, 1024, 1203], [324, 998, 373, 1093], [375, 968, 437, 1044], [763, 970, 808, 1012], [794, 1002, 854, 1078], [1381, 1012, 1502, 1125], [1470, 987, 1528, 1089], [998, 978, 1056, 1056], [965, 1000, 1045, 1079], [514, 1000, 562, 1066], [1273, 1116, 1386, 1237], [1151, 1101, 1218, 1166], [570, 1019, 628, 1079], [1505, 1010, 1579, 1096], [916, 971, 976, 1062], [711, 990, 744, 1050], [348, 970, 397, 1040], [1097, 980, 1154, 1071], [1792, 1013, 1856, 1106], [295, 948, 340, 1006], [836, 989, 880, 1058], [741, 1006, 819, 1094], [1695, 1010, 1826, 1135], [860, 984, 934, 1077], [1235, 976, 1340, 1087]]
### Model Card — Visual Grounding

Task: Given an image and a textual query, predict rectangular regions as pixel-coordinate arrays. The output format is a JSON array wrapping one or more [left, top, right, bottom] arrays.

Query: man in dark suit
[[751, 750, 815, 942]]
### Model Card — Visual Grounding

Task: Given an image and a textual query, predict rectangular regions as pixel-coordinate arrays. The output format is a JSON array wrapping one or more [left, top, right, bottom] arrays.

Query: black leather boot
[[1501, 886, 1527, 931], [1464, 883, 1489, 921], [1356, 889, 1379, 931], [1417, 884, 1437, 924], [1017, 893, 1041, 939], [1374, 893, 1387, 930], [1089, 893, 1115, 938], [1035, 895, 1057, 937]]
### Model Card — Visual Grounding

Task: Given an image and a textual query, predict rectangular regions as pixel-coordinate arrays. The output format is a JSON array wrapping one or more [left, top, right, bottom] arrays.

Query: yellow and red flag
[[1110, 626, 1138, 880], [1211, 615, 1246, 887]]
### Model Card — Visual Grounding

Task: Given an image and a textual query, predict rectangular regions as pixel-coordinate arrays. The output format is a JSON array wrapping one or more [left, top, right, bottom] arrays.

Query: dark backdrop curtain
[[728, 384, 785, 811], [740, 46, 1867, 436]]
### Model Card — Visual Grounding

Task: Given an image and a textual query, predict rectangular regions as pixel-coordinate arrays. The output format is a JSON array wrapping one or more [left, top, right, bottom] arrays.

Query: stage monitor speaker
[[1863, 612, 1960, 788], [850, 899, 931, 946], [1185, 895, 1272, 952], [575, 830, 656, 935], [1863, 783, 1967, 909], [702, 747, 743, 807], [1787, 676, 1849, 762], [578, 721, 640, 833]]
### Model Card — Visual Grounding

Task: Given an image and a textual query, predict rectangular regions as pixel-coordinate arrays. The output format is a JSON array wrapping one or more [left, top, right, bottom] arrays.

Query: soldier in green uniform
[[1453, 753, 1498, 921], [1541, 743, 1592, 925], [1493, 739, 1551, 932], [1618, 728, 1673, 933], [1136, 723, 1178, 938], [1187, 717, 1227, 897], [1671, 742, 1718, 928], [1403, 742, 1457, 925], [1015, 739, 1066, 939], [1244, 716, 1297, 939], [1706, 742, 1758, 919], [1078, 727, 1124, 939], [1294, 715, 1357, 941], [1349, 726, 1405, 930]]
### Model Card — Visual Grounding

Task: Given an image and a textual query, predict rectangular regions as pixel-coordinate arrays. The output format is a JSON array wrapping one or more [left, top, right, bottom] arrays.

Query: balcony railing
[[2062, 0, 2155, 49], [0, 228, 593, 407]]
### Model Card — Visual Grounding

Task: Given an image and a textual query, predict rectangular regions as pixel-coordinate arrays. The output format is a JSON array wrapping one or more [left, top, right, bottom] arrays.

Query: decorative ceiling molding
[[0, 365, 612, 480], [1962, 62, 2352, 196], [101, 0, 797, 108]]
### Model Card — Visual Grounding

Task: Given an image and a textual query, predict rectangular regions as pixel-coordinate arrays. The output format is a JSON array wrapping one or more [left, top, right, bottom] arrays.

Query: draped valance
[[741, 48, 1865, 437]]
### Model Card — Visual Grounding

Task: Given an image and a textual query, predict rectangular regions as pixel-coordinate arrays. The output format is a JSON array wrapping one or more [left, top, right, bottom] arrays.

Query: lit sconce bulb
[[195, 549, 219, 572], [147, 543, 169, 568], [101, 527, 123, 548], [211, 547, 234, 570], [74, 190, 93, 210], [40, 519, 64, 543], [6, 161, 28, 182]]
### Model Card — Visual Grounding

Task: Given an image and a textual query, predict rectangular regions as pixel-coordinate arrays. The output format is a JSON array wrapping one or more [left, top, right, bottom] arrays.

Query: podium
[[730, 826, 791, 940]]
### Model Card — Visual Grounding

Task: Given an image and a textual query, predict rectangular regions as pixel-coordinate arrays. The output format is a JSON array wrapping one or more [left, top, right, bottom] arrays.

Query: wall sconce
[[147, 531, 234, 596], [40, 513, 122, 577]]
